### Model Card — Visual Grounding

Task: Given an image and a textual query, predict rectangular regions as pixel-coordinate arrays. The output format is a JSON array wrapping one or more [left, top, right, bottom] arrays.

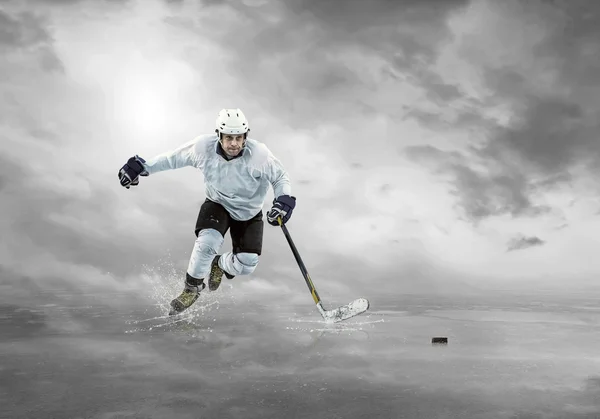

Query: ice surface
[[2, 281, 600, 419]]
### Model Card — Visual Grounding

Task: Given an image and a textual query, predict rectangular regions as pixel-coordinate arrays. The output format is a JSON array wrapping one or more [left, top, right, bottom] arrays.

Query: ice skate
[[169, 275, 206, 316], [208, 255, 235, 291]]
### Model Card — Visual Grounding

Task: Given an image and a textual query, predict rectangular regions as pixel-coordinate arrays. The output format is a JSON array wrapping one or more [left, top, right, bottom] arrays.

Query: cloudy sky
[[1, 0, 600, 305]]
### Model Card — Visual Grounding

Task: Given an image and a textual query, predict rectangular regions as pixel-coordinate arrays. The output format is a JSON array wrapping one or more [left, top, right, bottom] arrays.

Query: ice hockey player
[[117, 108, 296, 315]]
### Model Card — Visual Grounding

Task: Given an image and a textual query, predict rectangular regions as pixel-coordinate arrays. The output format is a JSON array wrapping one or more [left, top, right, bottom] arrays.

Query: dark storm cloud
[[538, 0, 600, 86], [0, 8, 64, 74], [6, 0, 131, 4], [0, 10, 50, 48], [404, 101, 582, 222], [481, 91, 597, 176], [165, 0, 471, 134], [401, 1, 600, 223], [424, 78, 464, 104], [404, 145, 551, 222], [0, 150, 26, 192], [474, 12, 600, 210], [450, 165, 551, 222], [507, 235, 546, 252], [506, 3, 600, 157], [402, 107, 483, 131], [286, 0, 469, 31]]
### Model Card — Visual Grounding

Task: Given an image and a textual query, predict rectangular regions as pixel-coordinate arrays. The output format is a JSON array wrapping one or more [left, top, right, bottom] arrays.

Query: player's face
[[221, 134, 245, 157]]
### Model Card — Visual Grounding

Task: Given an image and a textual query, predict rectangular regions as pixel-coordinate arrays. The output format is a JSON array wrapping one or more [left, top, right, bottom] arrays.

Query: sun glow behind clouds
[[51, 2, 199, 150], [108, 52, 195, 138]]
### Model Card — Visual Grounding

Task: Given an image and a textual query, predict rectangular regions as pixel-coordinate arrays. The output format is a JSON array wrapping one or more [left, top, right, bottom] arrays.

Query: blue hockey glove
[[118, 155, 148, 189], [267, 195, 296, 226]]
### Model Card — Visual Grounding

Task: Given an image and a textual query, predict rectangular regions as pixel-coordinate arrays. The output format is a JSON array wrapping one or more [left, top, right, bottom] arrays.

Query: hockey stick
[[277, 216, 370, 323]]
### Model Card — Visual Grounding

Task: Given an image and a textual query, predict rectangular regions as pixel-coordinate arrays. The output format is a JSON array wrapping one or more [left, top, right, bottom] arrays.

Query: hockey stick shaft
[[277, 217, 322, 305]]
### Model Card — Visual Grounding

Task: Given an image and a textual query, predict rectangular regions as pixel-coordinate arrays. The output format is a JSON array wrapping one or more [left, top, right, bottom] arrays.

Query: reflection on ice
[[2, 283, 600, 418]]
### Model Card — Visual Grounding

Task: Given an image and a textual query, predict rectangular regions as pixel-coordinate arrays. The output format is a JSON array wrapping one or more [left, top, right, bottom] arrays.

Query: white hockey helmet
[[215, 108, 249, 137]]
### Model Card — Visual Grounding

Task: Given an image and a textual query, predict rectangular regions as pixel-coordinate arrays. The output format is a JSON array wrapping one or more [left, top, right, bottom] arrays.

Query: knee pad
[[236, 252, 259, 275], [196, 228, 224, 253], [187, 228, 224, 278], [220, 252, 259, 276]]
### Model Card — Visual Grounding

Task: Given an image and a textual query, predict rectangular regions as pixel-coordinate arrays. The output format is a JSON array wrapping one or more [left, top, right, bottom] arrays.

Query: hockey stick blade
[[317, 297, 370, 323], [277, 217, 370, 323]]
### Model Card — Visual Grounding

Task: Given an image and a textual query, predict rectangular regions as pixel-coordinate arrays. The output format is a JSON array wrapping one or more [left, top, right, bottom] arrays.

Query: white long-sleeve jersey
[[141, 134, 292, 221]]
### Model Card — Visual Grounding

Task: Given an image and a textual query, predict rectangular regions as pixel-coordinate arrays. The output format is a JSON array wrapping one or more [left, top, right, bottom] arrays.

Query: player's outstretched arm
[[117, 136, 208, 189]]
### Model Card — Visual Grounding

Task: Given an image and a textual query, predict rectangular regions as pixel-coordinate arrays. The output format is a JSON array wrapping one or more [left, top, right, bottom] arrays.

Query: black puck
[[431, 337, 448, 345]]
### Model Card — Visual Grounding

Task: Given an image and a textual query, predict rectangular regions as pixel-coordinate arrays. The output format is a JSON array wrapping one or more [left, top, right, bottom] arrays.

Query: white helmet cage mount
[[215, 109, 250, 147]]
